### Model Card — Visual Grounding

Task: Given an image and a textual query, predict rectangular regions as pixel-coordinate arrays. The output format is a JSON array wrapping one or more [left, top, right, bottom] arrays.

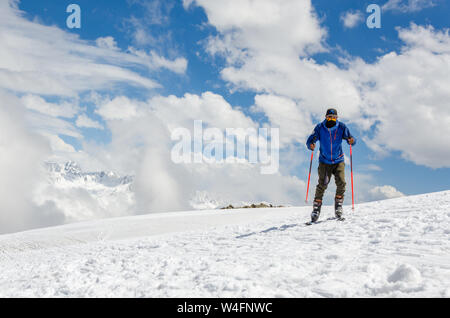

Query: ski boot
[[311, 199, 322, 222], [335, 196, 344, 219]]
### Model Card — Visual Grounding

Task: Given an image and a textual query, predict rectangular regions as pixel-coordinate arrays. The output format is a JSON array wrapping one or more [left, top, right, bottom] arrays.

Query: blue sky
[[12, 0, 450, 203]]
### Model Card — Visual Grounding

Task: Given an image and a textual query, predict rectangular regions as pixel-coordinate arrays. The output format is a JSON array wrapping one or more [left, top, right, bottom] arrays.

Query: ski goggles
[[326, 115, 337, 121]]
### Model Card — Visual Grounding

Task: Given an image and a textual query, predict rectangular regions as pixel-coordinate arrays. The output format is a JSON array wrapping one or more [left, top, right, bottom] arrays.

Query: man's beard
[[326, 120, 336, 128]]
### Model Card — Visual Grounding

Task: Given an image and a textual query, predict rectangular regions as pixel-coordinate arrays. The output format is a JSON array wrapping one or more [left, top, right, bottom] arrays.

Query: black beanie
[[326, 108, 338, 116]]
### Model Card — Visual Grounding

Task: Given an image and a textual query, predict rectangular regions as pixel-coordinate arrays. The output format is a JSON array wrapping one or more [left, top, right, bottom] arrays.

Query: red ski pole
[[350, 144, 355, 210], [305, 151, 314, 203]]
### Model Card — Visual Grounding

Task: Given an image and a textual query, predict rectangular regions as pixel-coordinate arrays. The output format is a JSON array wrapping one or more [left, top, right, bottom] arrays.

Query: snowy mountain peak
[[35, 162, 135, 222], [64, 161, 82, 175], [44, 161, 133, 187]]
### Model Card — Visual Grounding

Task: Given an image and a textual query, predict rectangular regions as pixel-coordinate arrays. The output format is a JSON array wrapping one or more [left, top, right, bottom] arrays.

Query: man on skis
[[306, 108, 356, 222]]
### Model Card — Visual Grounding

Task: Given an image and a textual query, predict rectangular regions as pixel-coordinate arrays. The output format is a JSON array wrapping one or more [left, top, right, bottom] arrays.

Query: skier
[[306, 108, 356, 222]]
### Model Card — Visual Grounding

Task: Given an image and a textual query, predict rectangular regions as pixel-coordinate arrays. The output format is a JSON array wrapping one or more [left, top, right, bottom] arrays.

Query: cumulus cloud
[[340, 10, 364, 29], [353, 24, 450, 168], [186, 0, 361, 124], [95, 96, 145, 121], [369, 185, 405, 200], [0, 90, 65, 234], [187, 0, 326, 58], [149, 92, 257, 130], [95, 36, 119, 50], [250, 94, 313, 147]]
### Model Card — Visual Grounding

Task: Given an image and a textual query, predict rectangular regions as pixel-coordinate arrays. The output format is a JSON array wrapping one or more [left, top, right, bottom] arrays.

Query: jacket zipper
[[328, 129, 333, 163]]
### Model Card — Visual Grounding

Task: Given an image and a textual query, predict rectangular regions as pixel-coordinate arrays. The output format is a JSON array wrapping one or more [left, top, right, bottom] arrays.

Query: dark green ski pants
[[314, 161, 346, 201]]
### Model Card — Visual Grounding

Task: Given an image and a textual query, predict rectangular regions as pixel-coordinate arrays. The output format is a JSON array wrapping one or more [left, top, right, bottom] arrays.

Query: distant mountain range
[[45, 161, 133, 187], [34, 161, 136, 223]]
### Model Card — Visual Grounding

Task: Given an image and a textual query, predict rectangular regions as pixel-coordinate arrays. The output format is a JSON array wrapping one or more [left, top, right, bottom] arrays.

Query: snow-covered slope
[[0, 190, 449, 297]]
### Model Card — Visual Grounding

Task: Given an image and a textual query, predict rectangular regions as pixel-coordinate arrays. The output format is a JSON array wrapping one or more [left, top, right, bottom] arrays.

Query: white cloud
[[44, 134, 76, 153], [0, 0, 186, 96], [20, 95, 87, 154], [383, 0, 435, 13], [369, 185, 405, 200], [250, 94, 313, 147], [95, 36, 119, 50], [95, 96, 145, 121], [361, 164, 383, 172], [124, 0, 177, 50], [126, 16, 156, 47], [21, 94, 80, 118], [353, 24, 450, 168], [19, 95, 89, 162], [340, 10, 364, 29], [149, 92, 257, 130], [0, 90, 65, 234], [130, 0, 174, 25], [196, 0, 326, 59], [26, 110, 82, 139], [397, 23, 450, 52], [127, 48, 188, 75], [75, 114, 104, 130], [187, 0, 361, 124]]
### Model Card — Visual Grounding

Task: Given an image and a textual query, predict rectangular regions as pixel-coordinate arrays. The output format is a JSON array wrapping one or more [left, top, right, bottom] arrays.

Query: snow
[[0, 190, 449, 297]]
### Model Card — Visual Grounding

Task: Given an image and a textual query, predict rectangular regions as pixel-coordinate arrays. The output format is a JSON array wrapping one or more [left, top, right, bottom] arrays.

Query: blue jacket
[[306, 120, 356, 165]]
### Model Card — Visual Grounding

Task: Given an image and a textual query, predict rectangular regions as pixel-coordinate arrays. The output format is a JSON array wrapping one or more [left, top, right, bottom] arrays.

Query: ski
[[329, 216, 346, 222], [305, 219, 325, 226], [305, 217, 345, 226]]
